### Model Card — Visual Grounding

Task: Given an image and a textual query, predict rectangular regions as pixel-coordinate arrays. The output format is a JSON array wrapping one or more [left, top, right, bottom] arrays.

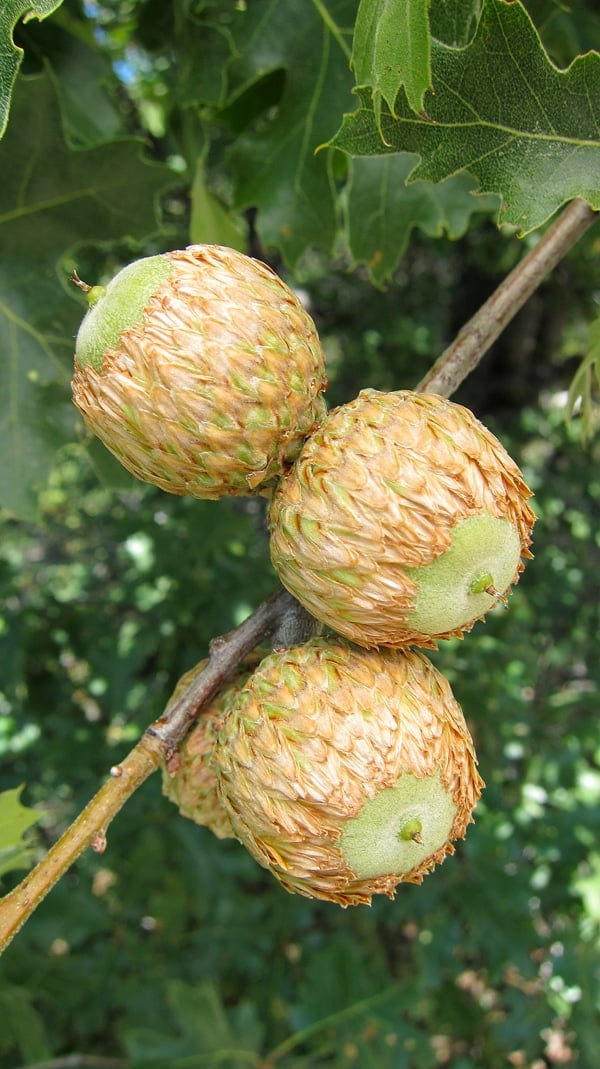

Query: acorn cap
[[269, 390, 535, 648], [216, 638, 484, 905], [161, 653, 263, 839], [72, 245, 327, 498]]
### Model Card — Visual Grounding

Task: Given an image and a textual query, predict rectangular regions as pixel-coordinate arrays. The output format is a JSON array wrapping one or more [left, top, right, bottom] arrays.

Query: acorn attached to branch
[[71, 245, 327, 498], [161, 653, 263, 840], [215, 638, 484, 906], [269, 390, 535, 649]]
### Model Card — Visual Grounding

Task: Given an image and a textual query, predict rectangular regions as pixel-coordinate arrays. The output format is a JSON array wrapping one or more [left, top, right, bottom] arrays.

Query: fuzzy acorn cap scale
[[161, 653, 263, 839], [269, 389, 535, 649], [216, 638, 484, 906], [72, 245, 327, 499]]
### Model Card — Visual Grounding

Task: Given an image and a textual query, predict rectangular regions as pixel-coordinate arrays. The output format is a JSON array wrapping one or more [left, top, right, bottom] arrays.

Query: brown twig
[[416, 200, 598, 398], [145, 587, 300, 753], [0, 588, 296, 955]]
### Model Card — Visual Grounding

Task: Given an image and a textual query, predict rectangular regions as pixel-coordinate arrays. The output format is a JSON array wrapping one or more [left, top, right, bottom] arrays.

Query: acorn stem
[[70, 269, 92, 293], [71, 270, 106, 307], [486, 585, 509, 605]]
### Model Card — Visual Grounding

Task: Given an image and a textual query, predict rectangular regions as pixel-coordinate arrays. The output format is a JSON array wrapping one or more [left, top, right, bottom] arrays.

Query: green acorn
[[269, 390, 535, 648], [72, 245, 327, 498], [216, 638, 484, 906], [161, 653, 263, 840]]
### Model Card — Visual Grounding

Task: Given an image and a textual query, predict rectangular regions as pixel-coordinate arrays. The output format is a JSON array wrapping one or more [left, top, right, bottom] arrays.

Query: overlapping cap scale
[[161, 653, 263, 840], [216, 638, 483, 906], [72, 244, 327, 498], [269, 390, 535, 648]]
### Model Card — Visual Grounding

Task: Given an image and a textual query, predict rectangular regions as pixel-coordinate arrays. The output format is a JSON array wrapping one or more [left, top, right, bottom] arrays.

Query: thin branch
[[146, 588, 298, 753], [416, 200, 598, 398], [0, 588, 295, 955]]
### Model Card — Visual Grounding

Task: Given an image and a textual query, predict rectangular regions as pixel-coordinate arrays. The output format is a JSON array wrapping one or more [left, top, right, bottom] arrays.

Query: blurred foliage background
[[1, 1, 600, 1067]]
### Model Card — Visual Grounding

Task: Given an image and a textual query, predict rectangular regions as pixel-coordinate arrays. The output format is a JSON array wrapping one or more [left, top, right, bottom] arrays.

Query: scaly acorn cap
[[269, 390, 535, 648], [161, 652, 263, 839], [72, 245, 327, 498], [216, 638, 484, 906]]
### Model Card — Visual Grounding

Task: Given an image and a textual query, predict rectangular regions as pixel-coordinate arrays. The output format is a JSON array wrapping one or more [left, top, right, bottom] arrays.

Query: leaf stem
[[416, 200, 598, 398], [310, 0, 353, 62], [0, 588, 295, 956]]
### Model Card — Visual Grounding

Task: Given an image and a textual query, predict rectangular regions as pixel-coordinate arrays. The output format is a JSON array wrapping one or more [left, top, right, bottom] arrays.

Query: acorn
[[215, 637, 484, 905], [161, 653, 263, 839], [72, 245, 327, 498], [269, 390, 535, 649]]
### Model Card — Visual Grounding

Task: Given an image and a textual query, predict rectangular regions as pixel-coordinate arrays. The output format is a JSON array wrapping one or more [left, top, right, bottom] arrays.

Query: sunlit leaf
[[352, 0, 431, 124], [330, 0, 600, 233], [0, 784, 41, 878], [573, 852, 600, 926], [190, 158, 246, 250]]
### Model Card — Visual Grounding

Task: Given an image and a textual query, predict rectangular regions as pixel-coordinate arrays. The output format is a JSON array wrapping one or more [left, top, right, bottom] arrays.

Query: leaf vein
[[295, 21, 330, 195], [494, 4, 557, 135]]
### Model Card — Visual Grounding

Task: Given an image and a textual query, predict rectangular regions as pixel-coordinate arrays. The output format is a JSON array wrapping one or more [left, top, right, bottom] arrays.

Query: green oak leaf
[[346, 154, 499, 285], [0, 0, 64, 139], [0, 784, 42, 879], [122, 981, 262, 1064], [225, 0, 357, 265], [352, 0, 431, 124], [0, 73, 173, 520], [330, 0, 600, 234], [0, 985, 51, 1063]]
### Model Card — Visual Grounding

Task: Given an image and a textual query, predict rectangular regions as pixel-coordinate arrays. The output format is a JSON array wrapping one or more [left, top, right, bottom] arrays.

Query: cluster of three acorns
[[72, 245, 535, 906]]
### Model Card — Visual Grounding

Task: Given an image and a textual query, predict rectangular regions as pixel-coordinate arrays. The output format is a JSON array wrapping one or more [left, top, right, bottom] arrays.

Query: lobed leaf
[[225, 0, 357, 265], [352, 0, 431, 122], [331, 0, 600, 234], [0, 0, 64, 140], [121, 980, 263, 1064], [345, 154, 499, 284]]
